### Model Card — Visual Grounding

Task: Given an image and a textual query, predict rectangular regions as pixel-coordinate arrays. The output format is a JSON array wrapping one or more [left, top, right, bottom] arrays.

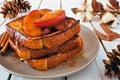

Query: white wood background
[[0, 0, 119, 80]]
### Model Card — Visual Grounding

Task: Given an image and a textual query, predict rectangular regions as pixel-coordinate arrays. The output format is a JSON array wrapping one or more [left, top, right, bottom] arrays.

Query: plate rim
[[0, 25, 100, 79]]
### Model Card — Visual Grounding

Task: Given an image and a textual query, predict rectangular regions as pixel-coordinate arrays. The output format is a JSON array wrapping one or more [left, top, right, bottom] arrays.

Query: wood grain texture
[[0, 66, 10, 80], [10, 75, 63, 80], [67, 61, 102, 80]]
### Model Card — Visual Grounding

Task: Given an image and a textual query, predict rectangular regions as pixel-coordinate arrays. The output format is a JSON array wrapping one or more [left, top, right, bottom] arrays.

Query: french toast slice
[[10, 36, 83, 70], [9, 35, 82, 60], [6, 17, 80, 49], [27, 36, 83, 70]]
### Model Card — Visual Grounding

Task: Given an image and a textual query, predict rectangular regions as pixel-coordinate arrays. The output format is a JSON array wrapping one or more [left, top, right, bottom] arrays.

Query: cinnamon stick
[[0, 32, 7, 47], [0, 32, 9, 47], [0, 39, 9, 54]]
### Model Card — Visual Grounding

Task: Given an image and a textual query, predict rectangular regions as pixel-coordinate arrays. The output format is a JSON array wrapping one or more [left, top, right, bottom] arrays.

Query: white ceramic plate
[[0, 25, 99, 79]]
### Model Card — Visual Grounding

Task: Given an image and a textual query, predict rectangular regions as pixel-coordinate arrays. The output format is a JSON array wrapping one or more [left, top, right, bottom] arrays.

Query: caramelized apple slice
[[23, 9, 51, 37], [34, 10, 66, 28], [27, 59, 47, 70]]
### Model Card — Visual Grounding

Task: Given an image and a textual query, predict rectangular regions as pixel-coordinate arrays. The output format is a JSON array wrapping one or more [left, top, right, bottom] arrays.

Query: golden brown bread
[[9, 35, 81, 60], [8, 35, 83, 70], [6, 13, 82, 71], [27, 36, 83, 70], [6, 17, 80, 49]]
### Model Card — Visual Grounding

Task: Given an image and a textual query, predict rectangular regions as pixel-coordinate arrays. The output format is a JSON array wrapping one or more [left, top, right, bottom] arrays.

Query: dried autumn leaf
[[94, 23, 120, 41], [71, 8, 80, 14], [100, 23, 120, 37], [94, 29, 116, 41], [107, 0, 119, 10], [109, 19, 119, 28], [91, 0, 104, 13]]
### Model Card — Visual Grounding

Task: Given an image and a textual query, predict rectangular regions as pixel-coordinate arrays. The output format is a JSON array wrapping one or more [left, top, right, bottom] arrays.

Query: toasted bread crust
[[9, 36, 83, 70], [6, 17, 80, 49], [27, 36, 83, 70], [6, 15, 82, 71], [9, 35, 81, 60], [47, 36, 83, 69]]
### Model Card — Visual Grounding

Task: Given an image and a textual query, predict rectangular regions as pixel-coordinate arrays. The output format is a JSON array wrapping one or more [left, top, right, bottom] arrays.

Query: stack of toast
[[6, 9, 83, 70]]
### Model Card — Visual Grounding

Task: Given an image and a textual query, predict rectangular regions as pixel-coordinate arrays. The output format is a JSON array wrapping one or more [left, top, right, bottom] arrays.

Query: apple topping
[[23, 9, 66, 37], [34, 10, 66, 28], [23, 9, 51, 37]]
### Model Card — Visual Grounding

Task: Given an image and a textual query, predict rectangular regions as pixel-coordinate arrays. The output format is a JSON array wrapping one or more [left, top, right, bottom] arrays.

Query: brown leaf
[[94, 29, 115, 41], [91, 0, 104, 13], [108, 0, 119, 10], [100, 23, 120, 37], [71, 8, 80, 14], [94, 23, 120, 41]]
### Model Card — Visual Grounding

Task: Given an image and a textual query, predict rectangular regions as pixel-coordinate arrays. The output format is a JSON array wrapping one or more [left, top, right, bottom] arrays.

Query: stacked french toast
[[6, 9, 83, 70]]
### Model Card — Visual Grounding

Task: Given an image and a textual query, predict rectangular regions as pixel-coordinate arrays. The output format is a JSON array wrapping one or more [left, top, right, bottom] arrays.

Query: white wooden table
[[0, 0, 120, 80]]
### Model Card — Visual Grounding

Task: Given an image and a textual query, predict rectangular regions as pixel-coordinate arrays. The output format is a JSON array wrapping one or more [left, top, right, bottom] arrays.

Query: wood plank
[[67, 61, 102, 80], [39, 0, 61, 10], [95, 43, 115, 80], [10, 75, 63, 80], [61, 0, 82, 18], [0, 66, 10, 80]]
